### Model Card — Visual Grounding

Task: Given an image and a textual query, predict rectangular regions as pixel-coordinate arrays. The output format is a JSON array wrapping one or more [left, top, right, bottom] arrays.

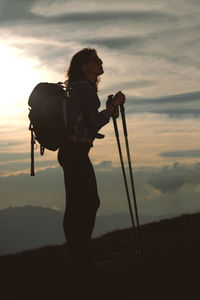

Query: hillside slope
[[0, 213, 200, 299]]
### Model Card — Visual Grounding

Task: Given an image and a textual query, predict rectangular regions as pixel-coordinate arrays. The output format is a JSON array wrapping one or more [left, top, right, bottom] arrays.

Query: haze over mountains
[[0, 205, 172, 255]]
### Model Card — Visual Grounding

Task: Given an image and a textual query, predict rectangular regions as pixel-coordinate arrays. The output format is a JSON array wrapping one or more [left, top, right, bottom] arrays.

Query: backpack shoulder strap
[[67, 80, 93, 90]]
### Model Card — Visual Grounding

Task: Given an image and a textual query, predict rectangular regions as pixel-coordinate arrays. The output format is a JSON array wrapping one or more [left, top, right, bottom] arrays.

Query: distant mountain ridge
[[0, 205, 172, 255]]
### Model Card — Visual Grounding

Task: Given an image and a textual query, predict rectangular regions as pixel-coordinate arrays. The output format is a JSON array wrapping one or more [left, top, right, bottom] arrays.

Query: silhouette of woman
[[58, 48, 125, 269]]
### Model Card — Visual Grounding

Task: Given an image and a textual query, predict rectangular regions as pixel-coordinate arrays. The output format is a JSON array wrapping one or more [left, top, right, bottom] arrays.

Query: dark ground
[[0, 213, 200, 299]]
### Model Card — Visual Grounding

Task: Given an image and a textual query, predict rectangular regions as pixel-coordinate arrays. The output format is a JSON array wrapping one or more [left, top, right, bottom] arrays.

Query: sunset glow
[[0, 45, 39, 105], [0, 0, 200, 218]]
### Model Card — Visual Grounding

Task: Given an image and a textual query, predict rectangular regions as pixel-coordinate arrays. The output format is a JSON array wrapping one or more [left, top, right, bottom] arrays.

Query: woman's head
[[66, 48, 103, 89]]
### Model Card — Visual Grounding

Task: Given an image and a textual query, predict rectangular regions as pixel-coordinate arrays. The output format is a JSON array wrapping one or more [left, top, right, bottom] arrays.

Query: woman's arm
[[74, 82, 126, 139], [76, 83, 111, 135]]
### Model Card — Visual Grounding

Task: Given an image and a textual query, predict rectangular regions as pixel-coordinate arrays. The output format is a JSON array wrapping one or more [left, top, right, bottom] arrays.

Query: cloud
[[95, 160, 113, 170], [0, 0, 177, 24], [160, 150, 200, 158], [82, 16, 200, 69], [0, 141, 23, 150], [0, 144, 58, 176], [126, 90, 200, 118], [0, 166, 65, 210], [141, 91, 200, 104], [102, 80, 156, 96], [152, 109, 200, 118], [147, 162, 200, 193], [42, 10, 176, 26], [0, 160, 57, 176], [1, 161, 200, 218], [0, 0, 36, 21], [2, 0, 200, 99], [1, 0, 200, 185], [0, 152, 33, 162]]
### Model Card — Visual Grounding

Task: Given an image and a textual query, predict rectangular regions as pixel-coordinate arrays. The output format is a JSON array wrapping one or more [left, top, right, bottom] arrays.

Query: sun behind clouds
[[0, 45, 39, 106], [0, 43, 59, 127]]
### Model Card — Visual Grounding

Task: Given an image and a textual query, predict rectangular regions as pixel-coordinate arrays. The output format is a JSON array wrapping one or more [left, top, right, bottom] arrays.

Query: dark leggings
[[58, 143, 100, 265]]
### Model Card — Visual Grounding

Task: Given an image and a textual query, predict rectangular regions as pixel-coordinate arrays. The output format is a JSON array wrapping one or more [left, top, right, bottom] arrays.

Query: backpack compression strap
[[29, 123, 35, 176]]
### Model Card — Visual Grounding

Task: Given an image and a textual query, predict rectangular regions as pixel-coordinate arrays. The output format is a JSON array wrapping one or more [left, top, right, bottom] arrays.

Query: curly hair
[[65, 48, 100, 90]]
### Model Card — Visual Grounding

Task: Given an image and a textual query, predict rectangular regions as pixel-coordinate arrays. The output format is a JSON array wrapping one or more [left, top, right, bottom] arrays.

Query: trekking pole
[[107, 95, 140, 253], [120, 104, 142, 253]]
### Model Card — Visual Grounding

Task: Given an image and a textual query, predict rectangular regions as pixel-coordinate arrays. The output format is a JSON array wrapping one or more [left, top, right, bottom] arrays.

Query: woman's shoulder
[[71, 81, 97, 98]]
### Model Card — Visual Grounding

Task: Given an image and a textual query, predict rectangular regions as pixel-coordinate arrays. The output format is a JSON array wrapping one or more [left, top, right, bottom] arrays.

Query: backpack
[[28, 81, 89, 176]]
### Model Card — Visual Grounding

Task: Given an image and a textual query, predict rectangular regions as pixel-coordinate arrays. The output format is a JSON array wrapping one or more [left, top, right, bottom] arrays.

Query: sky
[[0, 0, 200, 220]]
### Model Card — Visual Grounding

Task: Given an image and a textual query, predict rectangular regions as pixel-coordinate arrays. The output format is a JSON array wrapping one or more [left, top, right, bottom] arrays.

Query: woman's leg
[[58, 144, 100, 266]]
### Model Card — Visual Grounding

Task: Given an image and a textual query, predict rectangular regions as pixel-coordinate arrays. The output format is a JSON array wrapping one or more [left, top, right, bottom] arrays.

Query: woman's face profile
[[82, 53, 104, 76]]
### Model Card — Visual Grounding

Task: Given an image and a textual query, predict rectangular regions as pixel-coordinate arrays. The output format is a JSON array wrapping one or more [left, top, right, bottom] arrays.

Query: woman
[[58, 48, 125, 268]]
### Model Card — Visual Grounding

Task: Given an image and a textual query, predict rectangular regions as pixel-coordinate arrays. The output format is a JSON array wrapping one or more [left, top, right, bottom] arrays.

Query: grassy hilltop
[[1, 213, 200, 299]]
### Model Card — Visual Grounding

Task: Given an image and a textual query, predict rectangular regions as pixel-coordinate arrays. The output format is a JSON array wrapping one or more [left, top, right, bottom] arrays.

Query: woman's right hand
[[112, 91, 126, 106], [106, 91, 126, 116]]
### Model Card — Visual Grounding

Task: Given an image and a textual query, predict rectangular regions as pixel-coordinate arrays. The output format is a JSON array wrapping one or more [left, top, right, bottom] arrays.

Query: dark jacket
[[69, 79, 111, 142]]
